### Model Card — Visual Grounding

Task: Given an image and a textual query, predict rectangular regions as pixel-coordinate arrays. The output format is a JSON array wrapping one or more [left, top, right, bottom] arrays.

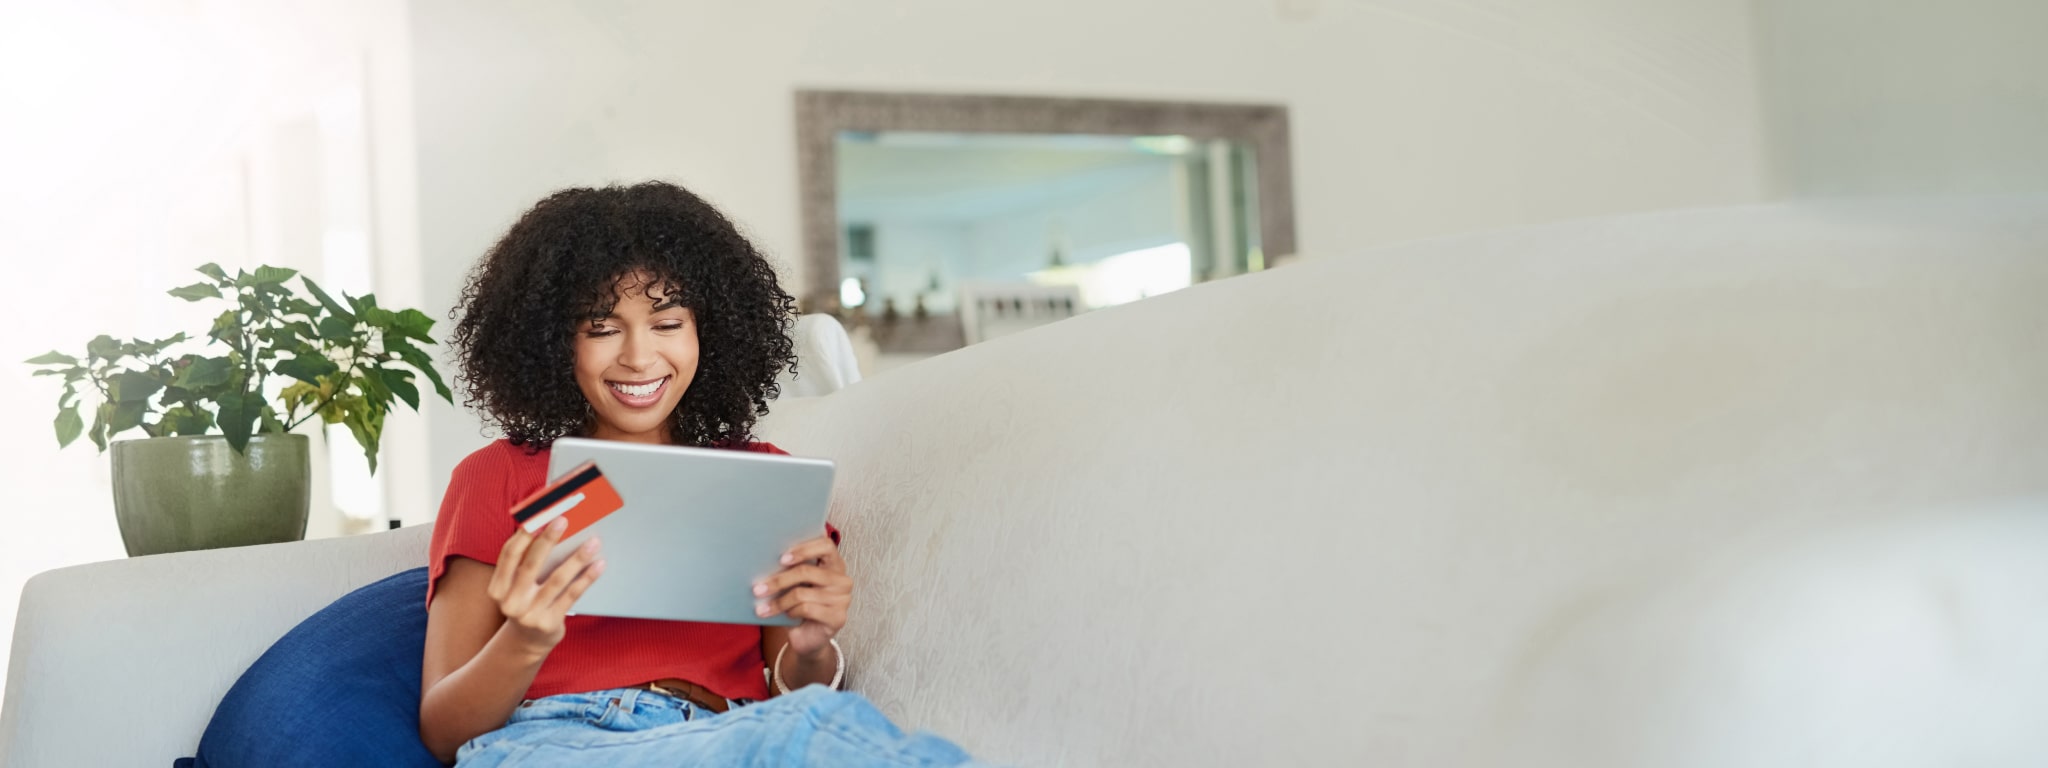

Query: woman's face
[[573, 274, 699, 444]]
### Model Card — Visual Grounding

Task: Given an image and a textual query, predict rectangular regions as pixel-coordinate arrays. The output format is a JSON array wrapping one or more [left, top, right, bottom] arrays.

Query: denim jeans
[[454, 684, 984, 767]]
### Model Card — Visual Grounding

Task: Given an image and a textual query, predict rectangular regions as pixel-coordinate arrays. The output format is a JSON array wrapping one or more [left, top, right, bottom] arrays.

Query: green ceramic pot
[[109, 434, 310, 557]]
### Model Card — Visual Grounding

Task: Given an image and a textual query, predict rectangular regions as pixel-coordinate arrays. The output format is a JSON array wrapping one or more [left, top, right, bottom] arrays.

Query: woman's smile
[[606, 375, 670, 408]]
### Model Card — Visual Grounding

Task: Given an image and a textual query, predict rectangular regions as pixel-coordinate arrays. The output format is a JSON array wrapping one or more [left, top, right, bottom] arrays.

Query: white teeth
[[610, 379, 663, 398]]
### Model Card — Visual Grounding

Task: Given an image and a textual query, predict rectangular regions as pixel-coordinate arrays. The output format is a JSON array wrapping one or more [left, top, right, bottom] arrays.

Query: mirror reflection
[[834, 131, 1262, 369]]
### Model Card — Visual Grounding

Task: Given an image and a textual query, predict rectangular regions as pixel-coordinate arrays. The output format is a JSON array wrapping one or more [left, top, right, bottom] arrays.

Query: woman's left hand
[[753, 535, 852, 655]]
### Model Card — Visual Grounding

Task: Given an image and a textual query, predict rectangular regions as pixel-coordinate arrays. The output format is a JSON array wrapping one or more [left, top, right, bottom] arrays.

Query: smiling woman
[[449, 183, 796, 451], [425, 180, 982, 766], [573, 278, 701, 445]]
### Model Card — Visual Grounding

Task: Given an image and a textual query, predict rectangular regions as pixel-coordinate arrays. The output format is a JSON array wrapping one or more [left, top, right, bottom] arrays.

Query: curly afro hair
[[451, 181, 797, 450]]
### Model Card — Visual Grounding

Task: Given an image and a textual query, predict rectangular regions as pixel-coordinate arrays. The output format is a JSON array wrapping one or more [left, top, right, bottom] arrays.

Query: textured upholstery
[[7, 199, 2048, 767], [751, 198, 2048, 766], [2, 526, 431, 767]]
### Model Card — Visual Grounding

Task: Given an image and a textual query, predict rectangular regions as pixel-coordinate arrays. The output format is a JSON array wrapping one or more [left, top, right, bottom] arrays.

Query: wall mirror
[[796, 91, 1296, 369]]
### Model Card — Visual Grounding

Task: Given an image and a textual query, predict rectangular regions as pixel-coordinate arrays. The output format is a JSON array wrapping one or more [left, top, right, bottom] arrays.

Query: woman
[[418, 181, 978, 766]]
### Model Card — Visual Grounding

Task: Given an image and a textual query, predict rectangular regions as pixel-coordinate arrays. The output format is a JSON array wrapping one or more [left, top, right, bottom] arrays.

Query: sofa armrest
[[1, 525, 431, 768]]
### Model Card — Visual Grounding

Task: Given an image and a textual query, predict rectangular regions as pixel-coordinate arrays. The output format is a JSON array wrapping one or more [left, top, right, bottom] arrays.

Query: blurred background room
[[2, 0, 2044, 737]]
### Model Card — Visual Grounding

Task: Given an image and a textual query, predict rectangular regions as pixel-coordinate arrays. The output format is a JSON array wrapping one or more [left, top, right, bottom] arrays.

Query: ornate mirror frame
[[794, 90, 1297, 313]]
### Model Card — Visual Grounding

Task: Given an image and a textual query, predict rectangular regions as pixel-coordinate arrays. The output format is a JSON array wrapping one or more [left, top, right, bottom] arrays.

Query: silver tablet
[[541, 437, 834, 626]]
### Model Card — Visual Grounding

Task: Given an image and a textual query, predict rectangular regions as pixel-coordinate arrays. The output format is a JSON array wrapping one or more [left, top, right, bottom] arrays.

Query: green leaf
[[145, 332, 188, 353], [317, 316, 357, 343], [113, 370, 164, 402], [251, 325, 289, 347], [123, 333, 188, 360], [357, 370, 392, 407], [273, 354, 339, 384], [161, 405, 215, 437], [393, 309, 437, 342], [279, 381, 318, 416], [162, 412, 193, 436], [24, 350, 76, 366], [156, 384, 190, 407], [345, 292, 377, 316], [197, 263, 229, 283], [379, 368, 421, 411], [38, 366, 88, 382], [208, 309, 243, 345], [362, 307, 398, 330], [300, 277, 355, 323], [344, 421, 379, 474], [387, 339, 452, 401], [86, 335, 120, 361], [88, 404, 110, 452], [247, 265, 297, 286], [109, 399, 146, 435], [216, 391, 256, 454], [172, 356, 234, 389], [167, 282, 223, 302], [258, 406, 285, 435], [319, 394, 348, 425], [281, 298, 321, 317], [54, 407, 82, 448], [425, 367, 451, 402], [340, 399, 384, 475]]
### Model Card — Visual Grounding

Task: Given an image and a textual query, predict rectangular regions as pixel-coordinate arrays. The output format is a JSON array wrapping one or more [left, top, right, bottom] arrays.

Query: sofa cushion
[[184, 566, 438, 767]]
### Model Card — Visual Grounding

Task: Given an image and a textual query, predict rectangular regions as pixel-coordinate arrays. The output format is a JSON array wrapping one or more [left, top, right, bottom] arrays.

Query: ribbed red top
[[427, 439, 825, 701]]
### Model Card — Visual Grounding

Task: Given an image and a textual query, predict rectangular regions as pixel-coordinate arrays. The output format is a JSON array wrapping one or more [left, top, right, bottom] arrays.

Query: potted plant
[[25, 263, 451, 556]]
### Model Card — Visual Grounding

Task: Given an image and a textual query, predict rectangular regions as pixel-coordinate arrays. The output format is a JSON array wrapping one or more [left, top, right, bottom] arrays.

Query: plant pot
[[110, 434, 310, 557]]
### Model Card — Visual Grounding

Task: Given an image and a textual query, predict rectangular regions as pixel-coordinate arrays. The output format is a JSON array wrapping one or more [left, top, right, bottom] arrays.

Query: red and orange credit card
[[508, 460, 624, 539]]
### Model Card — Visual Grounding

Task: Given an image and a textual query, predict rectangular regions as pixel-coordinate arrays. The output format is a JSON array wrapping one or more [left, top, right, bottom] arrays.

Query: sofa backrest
[[1, 524, 433, 767], [753, 198, 2048, 767]]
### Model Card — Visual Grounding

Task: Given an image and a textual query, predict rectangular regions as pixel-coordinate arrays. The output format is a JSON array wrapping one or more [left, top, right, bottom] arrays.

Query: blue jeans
[[454, 685, 985, 767]]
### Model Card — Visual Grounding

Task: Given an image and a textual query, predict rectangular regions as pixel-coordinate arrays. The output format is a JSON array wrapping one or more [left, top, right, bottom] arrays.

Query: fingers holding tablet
[[778, 536, 844, 570], [752, 535, 852, 639]]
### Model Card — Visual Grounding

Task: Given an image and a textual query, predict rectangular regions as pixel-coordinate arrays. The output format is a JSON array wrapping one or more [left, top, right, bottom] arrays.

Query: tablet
[[534, 437, 834, 626]]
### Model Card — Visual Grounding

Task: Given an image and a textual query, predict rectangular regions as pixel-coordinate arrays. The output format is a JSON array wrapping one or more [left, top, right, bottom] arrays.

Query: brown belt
[[631, 678, 730, 714]]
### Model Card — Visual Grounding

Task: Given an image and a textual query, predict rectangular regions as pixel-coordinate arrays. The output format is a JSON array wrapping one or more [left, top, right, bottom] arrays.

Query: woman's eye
[[584, 328, 618, 338], [656, 323, 685, 332]]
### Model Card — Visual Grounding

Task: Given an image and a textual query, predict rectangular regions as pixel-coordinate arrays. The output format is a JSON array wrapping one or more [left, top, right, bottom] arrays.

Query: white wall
[[0, 0, 418, 695], [1756, 0, 2048, 196], [409, 0, 1771, 491]]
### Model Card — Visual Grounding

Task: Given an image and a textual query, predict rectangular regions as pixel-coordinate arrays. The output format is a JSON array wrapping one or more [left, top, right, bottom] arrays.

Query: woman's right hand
[[486, 517, 606, 657]]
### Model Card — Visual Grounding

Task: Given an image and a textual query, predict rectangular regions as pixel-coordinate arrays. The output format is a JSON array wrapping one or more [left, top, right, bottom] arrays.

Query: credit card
[[508, 460, 624, 539]]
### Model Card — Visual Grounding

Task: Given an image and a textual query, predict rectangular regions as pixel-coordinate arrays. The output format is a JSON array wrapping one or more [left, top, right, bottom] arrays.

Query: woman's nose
[[618, 329, 659, 370]]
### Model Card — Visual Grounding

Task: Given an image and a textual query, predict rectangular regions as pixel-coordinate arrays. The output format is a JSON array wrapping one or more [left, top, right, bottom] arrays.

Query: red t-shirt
[[426, 438, 834, 701]]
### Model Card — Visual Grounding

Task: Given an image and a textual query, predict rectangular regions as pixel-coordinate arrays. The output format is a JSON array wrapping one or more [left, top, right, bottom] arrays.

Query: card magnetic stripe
[[511, 464, 602, 524]]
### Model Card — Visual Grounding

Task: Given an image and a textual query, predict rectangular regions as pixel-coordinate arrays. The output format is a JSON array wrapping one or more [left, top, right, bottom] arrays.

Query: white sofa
[[7, 199, 2048, 767]]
